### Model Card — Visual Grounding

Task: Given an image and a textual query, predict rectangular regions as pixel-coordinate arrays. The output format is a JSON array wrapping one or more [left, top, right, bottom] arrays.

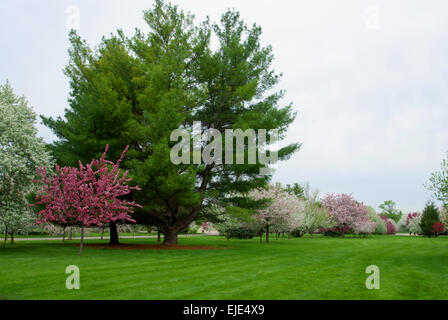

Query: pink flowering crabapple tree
[[33, 145, 141, 255], [321, 193, 370, 237]]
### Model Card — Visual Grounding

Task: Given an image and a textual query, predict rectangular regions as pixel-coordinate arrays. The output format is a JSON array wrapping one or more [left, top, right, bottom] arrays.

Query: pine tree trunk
[[109, 221, 119, 245], [266, 225, 270, 243], [79, 227, 84, 256], [163, 227, 178, 245]]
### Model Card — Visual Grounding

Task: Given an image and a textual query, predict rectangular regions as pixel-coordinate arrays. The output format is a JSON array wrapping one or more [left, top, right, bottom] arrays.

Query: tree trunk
[[109, 221, 119, 245], [259, 231, 263, 243], [10, 232, 14, 244], [157, 226, 161, 242], [163, 227, 178, 245], [101, 227, 104, 240], [62, 227, 66, 242], [310, 231, 314, 239], [79, 226, 84, 256], [69, 228, 73, 240], [275, 232, 278, 240], [266, 225, 270, 243]]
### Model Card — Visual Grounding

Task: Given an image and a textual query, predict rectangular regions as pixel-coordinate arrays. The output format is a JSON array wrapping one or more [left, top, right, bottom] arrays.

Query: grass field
[[1, 235, 447, 300]]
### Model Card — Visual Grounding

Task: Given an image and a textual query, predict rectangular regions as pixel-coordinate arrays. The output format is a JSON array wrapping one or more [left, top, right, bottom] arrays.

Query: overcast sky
[[1, 0, 448, 212]]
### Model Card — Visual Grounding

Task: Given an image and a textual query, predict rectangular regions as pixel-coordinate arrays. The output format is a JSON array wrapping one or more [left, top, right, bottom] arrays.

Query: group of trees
[[41, 0, 299, 245], [216, 183, 398, 242], [3, 0, 448, 251], [1, 1, 299, 247]]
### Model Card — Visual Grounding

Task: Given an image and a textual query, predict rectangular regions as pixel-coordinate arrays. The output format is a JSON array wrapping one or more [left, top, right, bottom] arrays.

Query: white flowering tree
[[250, 184, 302, 243], [397, 212, 420, 235], [296, 183, 332, 238], [0, 81, 52, 246]]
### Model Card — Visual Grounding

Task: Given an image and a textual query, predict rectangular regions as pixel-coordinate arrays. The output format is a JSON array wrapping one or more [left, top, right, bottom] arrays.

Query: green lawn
[[0, 235, 447, 300]]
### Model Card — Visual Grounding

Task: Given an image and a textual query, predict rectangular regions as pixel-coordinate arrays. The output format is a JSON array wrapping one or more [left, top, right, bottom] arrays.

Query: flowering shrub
[[353, 220, 377, 236], [367, 207, 387, 234], [380, 215, 396, 234], [432, 221, 445, 236], [406, 212, 422, 235]]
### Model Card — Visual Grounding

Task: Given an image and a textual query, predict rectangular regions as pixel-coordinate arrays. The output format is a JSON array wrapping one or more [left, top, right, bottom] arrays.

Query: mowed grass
[[1, 235, 448, 300]]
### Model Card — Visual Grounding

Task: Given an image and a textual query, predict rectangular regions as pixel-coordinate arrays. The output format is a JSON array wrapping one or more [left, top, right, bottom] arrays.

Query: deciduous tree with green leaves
[[378, 200, 402, 223], [426, 153, 448, 207]]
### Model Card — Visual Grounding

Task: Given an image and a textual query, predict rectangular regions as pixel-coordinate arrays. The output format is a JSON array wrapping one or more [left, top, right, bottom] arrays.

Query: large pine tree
[[43, 1, 299, 244]]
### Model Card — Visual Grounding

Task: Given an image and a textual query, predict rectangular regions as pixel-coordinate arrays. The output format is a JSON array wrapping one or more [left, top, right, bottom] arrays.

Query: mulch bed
[[76, 243, 229, 251]]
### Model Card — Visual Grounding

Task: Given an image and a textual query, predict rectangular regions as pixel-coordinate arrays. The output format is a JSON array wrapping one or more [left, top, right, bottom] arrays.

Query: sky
[[1, 0, 448, 212]]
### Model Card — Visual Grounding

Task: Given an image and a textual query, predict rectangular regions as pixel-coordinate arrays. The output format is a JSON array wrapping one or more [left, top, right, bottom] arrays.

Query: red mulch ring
[[77, 243, 229, 251]]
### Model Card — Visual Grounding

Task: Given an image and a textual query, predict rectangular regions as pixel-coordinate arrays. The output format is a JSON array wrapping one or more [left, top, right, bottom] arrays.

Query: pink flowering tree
[[33, 145, 141, 255], [321, 193, 369, 237], [379, 214, 397, 234], [250, 184, 302, 243]]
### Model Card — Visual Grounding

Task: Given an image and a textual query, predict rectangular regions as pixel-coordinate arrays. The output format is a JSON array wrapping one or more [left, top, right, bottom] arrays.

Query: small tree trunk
[[62, 227, 66, 242], [79, 227, 84, 256], [109, 221, 119, 245], [259, 231, 263, 243], [101, 227, 104, 240], [10, 232, 14, 244], [310, 231, 314, 239], [163, 227, 178, 245], [275, 232, 278, 240], [157, 227, 161, 242], [266, 225, 270, 243], [69, 227, 73, 240]]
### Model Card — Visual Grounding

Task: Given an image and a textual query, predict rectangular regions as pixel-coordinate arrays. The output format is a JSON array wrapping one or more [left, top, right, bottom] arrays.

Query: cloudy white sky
[[1, 0, 448, 212]]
